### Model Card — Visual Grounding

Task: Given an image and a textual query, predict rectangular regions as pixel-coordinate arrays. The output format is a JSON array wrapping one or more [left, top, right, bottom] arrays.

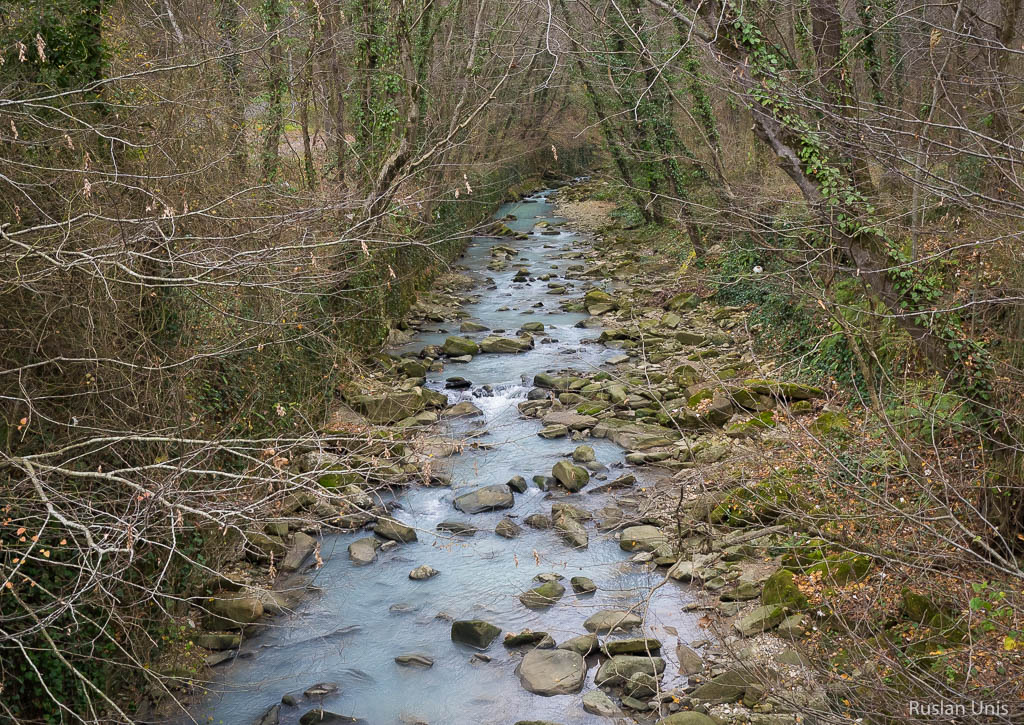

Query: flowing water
[[189, 190, 700, 725]]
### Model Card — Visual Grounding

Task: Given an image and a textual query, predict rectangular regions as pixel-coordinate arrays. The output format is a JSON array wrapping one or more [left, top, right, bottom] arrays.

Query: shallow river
[[190, 190, 699, 725]]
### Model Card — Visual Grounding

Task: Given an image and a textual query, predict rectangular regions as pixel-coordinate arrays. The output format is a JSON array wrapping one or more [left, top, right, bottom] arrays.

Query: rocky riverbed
[[182, 183, 832, 725]]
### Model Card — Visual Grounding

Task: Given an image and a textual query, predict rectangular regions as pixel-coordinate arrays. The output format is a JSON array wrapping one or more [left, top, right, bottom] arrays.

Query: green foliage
[[713, 238, 863, 389], [2, 0, 105, 91]]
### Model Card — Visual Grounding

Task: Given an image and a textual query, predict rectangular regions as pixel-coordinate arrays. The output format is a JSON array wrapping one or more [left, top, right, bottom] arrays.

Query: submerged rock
[[516, 648, 587, 696], [453, 484, 515, 514], [394, 653, 434, 667], [451, 619, 501, 649]]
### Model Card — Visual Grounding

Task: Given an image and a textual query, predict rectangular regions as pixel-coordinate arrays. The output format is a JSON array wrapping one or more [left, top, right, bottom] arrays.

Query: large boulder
[[480, 335, 534, 353], [618, 525, 668, 553], [552, 460, 590, 492], [443, 336, 480, 356], [374, 517, 417, 543], [516, 649, 587, 696], [451, 619, 501, 649], [519, 581, 566, 609], [542, 411, 598, 431], [591, 418, 681, 450], [584, 610, 642, 633], [453, 484, 515, 514], [594, 654, 665, 686]]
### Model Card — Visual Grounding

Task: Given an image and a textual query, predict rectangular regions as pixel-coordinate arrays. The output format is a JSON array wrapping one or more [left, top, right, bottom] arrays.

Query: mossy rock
[[318, 472, 363, 489], [804, 552, 872, 585], [726, 411, 776, 438], [761, 569, 807, 611], [742, 379, 824, 400], [576, 401, 610, 416], [810, 411, 850, 436]]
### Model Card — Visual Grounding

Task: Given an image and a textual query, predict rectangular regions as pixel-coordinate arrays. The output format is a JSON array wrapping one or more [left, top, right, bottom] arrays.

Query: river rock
[[625, 671, 659, 698], [374, 517, 417, 543], [395, 653, 434, 667], [453, 484, 514, 513], [205, 593, 264, 630], [443, 336, 480, 356], [591, 418, 681, 449], [436, 520, 477, 536], [603, 637, 662, 656], [515, 648, 587, 696], [557, 633, 599, 656], [676, 642, 704, 675], [688, 668, 753, 703], [519, 580, 566, 609], [451, 619, 501, 649], [303, 682, 339, 697], [618, 525, 668, 553], [584, 610, 642, 633], [506, 475, 528, 493], [570, 576, 597, 594], [524, 513, 552, 529], [594, 655, 665, 686], [542, 411, 598, 431], [572, 445, 596, 462], [552, 460, 589, 491], [409, 565, 439, 580], [554, 513, 588, 548], [480, 335, 534, 353], [460, 321, 489, 332], [443, 400, 484, 418], [280, 532, 316, 572], [504, 629, 556, 648], [734, 605, 786, 636], [538, 424, 568, 439], [582, 689, 621, 717], [495, 517, 522, 538]]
